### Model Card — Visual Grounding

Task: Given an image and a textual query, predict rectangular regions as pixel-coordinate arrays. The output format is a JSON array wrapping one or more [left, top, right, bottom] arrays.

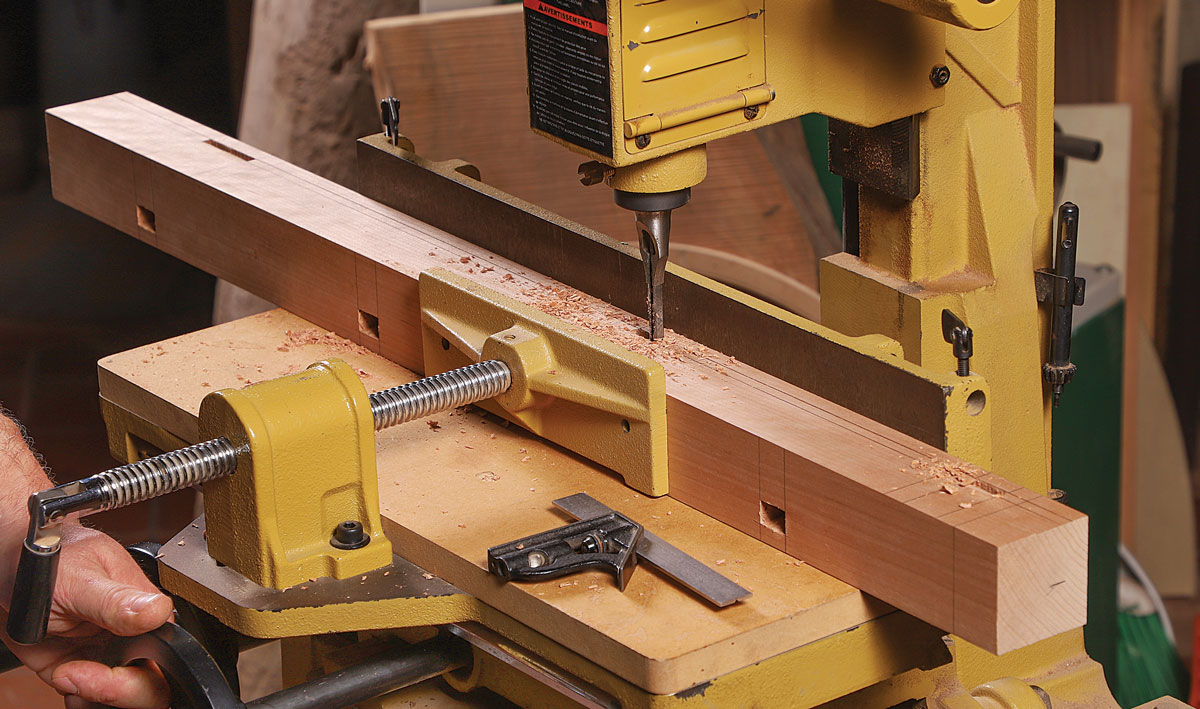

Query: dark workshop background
[[0, 3, 252, 541]]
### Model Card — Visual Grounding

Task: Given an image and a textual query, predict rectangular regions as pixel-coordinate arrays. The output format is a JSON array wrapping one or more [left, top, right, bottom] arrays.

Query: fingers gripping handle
[[7, 539, 59, 645]]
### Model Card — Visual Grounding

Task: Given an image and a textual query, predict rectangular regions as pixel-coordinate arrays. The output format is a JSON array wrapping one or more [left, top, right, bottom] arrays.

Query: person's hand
[[0, 413, 174, 708]]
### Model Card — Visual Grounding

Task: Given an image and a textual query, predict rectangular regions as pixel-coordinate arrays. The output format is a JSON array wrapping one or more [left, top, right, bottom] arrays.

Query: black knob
[[330, 520, 369, 550], [7, 540, 59, 645]]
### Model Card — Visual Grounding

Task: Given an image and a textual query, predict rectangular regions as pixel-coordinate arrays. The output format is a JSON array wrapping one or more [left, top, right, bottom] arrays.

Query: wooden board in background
[[363, 5, 838, 291], [49, 92, 1087, 655]]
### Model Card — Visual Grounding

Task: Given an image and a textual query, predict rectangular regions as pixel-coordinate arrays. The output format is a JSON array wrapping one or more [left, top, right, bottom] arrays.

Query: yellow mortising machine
[[5, 0, 1135, 706]]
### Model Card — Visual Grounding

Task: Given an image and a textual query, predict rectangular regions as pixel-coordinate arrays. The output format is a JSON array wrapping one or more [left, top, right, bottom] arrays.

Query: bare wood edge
[[51, 92, 1087, 653]]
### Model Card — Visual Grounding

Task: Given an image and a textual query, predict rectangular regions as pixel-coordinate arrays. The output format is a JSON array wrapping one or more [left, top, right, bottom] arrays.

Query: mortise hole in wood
[[136, 205, 156, 233], [358, 310, 380, 340], [966, 389, 986, 416], [203, 138, 254, 161], [759, 501, 785, 535], [441, 337, 450, 351]]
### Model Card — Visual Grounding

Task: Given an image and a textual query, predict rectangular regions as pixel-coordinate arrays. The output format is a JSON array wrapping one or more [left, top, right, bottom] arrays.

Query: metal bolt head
[[578, 160, 613, 187], [930, 65, 951, 88], [744, 105, 760, 120], [331, 520, 369, 550], [634, 134, 651, 149]]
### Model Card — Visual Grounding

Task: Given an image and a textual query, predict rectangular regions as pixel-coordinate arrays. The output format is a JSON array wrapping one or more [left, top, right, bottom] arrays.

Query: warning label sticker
[[524, 0, 613, 158]]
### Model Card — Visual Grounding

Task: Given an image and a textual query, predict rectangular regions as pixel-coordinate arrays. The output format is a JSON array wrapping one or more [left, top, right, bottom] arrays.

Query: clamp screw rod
[[369, 360, 512, 430], [92, 438, 239, 512]]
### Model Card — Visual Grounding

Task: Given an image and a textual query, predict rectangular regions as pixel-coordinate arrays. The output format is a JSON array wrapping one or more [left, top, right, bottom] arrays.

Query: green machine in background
[[1050, 263, 1123, 686], [1048, 263, 1190, 706]]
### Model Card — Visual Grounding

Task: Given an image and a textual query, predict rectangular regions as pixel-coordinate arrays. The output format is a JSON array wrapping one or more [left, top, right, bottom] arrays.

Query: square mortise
[[136, 205, 156, 233], [358, 310, 380, 340], [759, 501, 785, 535]]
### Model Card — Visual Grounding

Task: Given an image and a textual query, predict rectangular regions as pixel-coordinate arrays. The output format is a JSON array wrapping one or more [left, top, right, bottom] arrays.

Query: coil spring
[[93, 437, 239, 511], [370, 360, 512, 431]]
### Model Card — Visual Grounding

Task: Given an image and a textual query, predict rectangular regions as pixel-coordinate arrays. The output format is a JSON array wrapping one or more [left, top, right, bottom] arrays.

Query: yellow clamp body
[[420, 268, 669, 496], [198, 359, 392, 590]]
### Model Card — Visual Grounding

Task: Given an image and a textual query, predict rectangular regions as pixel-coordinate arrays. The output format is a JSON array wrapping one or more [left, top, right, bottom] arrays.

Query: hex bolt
[[930, 65, 951, 88], [331, 520, 369, 550]]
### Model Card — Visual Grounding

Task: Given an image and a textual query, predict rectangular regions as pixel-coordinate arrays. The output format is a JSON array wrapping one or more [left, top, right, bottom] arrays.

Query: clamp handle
[[6, 539, 59, 645]]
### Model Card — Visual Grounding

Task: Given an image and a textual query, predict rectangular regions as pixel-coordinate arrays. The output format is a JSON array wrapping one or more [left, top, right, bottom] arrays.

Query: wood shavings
[[422, 573, 434, 580], [477, 471, 500, 482], [282, 328, 374, 357], [427, 421, 440, 430], [715, 559, 726, 566], [459, 256, 471, 263], [510, 282, 725, 365]]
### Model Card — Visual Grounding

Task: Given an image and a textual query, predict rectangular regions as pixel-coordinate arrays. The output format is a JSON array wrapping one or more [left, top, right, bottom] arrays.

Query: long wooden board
[[48, 92, 1087, 655]]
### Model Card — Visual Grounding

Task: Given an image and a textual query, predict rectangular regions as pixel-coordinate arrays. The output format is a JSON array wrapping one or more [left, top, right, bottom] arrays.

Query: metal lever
[[379, 97, 401, 147], [488, 512, 644, 591], [1035, 202, 1086, 406], [941, 310, 973, 377], [7, 361, 512, 645], [8, 439, 237, 645]]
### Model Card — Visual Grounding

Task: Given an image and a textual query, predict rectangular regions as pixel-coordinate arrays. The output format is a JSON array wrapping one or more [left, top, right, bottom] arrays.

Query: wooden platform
[[99, 309, 891, 695]]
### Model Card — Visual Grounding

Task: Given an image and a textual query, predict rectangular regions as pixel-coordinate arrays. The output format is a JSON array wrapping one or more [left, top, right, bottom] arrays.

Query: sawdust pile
[[517, 282, 723, 366], [281, 328, 373, 357], [908, 458, 1003, 496]]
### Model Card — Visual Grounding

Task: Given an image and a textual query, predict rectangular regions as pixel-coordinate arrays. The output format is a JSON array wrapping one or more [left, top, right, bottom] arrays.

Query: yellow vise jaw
[[420, 268, 669, 497], [198, 359, 393, 590]]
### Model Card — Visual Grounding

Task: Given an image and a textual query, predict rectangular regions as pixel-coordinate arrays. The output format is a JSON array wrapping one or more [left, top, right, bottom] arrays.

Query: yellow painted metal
[[419, 268, 668, 496], [873, 0, 1019, 30], [826, 630, 1116, 708], [534, 0, 947, 176], [820, 1, 1056, 494], [199, 359, 393, 588], [607, 146, 707, 194], [157, 559, 481, 638]]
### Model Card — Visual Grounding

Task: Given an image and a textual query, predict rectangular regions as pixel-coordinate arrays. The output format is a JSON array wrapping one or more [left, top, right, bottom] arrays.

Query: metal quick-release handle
[[6, 540, 59, 645], [6, 438, 237, 645]]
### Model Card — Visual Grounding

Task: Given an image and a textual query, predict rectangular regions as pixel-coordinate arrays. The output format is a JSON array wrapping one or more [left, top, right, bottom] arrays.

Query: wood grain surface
[[50, 92, 1087, 655]]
